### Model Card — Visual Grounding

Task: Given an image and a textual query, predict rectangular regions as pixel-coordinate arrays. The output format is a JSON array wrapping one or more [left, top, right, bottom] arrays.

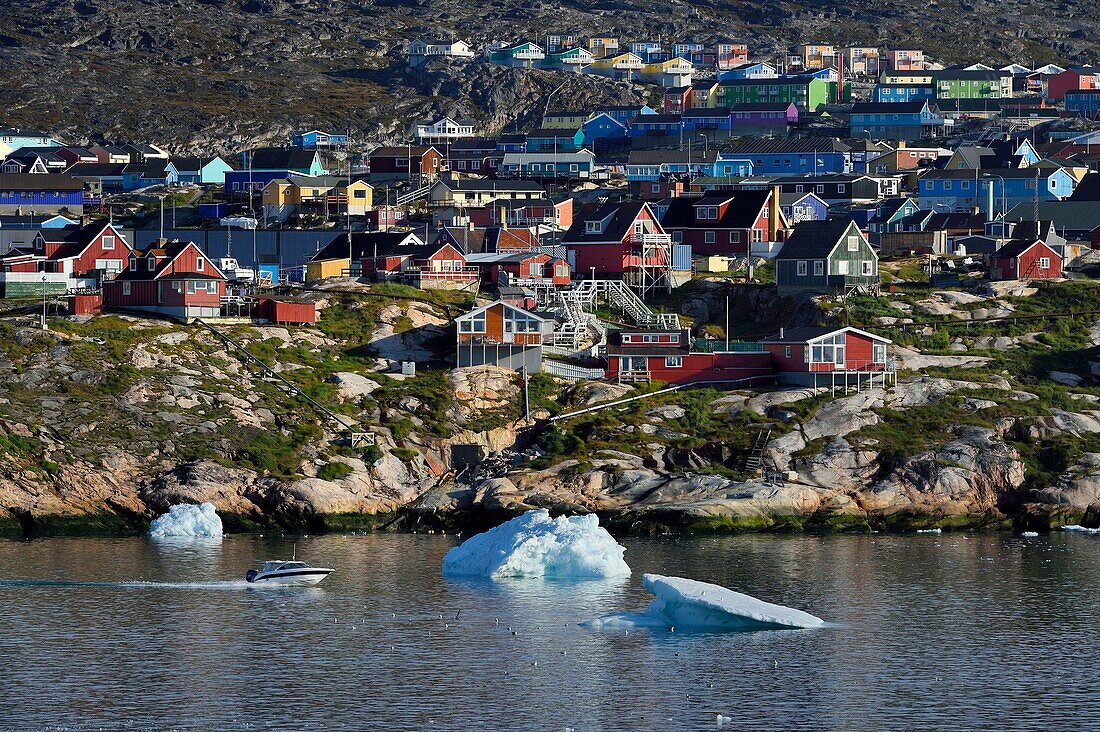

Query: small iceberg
[[441, 509, 630, 579], [917, 528, 942, 534], [1063, 525, 1100, 534], [1021, 531, 1039, 538], [149, 503, 224, 539], [583, 573, 825, 631]]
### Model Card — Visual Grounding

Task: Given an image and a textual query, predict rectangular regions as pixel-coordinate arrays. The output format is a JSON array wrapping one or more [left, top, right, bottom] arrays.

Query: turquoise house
[[168, 156, 235, 185]]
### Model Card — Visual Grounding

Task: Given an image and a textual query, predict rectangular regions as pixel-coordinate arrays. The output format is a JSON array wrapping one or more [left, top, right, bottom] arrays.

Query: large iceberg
[[441, 509, 631, 579], [583, 573, 825, 631], [149, 503, 224, 539]]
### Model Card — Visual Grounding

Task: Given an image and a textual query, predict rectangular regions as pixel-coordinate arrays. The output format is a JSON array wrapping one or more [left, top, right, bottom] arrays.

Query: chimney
[[896, 141, 906, 149], [498, 204, 508, 229], [780, 326, 785, 339]]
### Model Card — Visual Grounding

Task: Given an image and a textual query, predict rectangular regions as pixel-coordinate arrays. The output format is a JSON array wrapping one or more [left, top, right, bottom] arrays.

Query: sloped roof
[[561, 200, 650, 244], [0, 173, 83, 191], [775, 218, 856, 259], [248, 147, 318, 170], [311, 231, 428, 261], [114, 240, 223, 281], [991, 239, 1053, 260], [660, 190, 771, 229]]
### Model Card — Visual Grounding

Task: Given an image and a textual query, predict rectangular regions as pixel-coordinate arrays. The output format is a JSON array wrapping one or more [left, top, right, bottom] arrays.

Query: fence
[[542, 359, 606, 381]]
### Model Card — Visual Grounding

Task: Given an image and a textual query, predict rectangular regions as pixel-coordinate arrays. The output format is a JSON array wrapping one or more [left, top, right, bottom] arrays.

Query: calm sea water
[[1, 531, 1099, 731]]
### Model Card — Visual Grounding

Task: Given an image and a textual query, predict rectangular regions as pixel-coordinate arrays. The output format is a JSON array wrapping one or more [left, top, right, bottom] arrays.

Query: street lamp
[[40, 275, 48, 330], [698, 133, 709, 158]]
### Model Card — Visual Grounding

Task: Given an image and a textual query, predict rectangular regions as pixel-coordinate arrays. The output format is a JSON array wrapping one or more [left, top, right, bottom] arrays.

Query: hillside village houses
[[3, 37, 1100, 388]]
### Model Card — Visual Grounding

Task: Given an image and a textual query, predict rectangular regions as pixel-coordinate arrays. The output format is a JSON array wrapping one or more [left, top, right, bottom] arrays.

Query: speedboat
[[246, 560, 334, 586]]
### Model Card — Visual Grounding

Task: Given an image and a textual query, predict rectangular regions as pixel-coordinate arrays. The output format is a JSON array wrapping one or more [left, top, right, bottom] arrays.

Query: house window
[[530, 262, 544, 277], [1039, 257, 1050, 269], [797, 260, 807, 276], [862, 260, 873, 276], [816, 185, 824, 194], [838, 184, 846, 193], [671, 231, 683, 243], [944, 181, 952, 190], [729, 231, 740, 244], [873, 343, 886, 363], [196, 257, 205, 271], [813, 261, 824, 276], [837, 260, 849, 275], [652, 184, 661, 193], [129, 259, 137, 271], [795, 185, 803, 193], [459, 316, 486, 333], [122, 282, 131, 296], [785, 345, 792, 358], [172, 281, 183, 293], [705, 231, 715, 244], [664, 356, 683, 368], [102, 235, 115, 250], [847, 235, 859, 252], [585, 221, 602, 234]]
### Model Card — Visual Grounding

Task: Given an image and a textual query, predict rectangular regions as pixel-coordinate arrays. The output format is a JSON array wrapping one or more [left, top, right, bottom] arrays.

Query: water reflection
[[0, 532, 1099, 730]]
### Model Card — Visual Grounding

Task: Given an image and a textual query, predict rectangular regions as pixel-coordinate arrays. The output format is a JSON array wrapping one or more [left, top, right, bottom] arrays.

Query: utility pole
[[40, 275, 48, 330], [521, 364, 531, 424]]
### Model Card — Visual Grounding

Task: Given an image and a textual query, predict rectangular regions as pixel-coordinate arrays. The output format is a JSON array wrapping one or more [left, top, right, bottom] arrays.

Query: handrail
[[548, 374, 776, 422], [195, 318, 357, 433]]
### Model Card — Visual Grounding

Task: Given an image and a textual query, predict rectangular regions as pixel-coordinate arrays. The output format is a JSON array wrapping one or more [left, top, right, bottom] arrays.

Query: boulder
[[1050, 370, 1084, 387], [328, 372, 381, 400]]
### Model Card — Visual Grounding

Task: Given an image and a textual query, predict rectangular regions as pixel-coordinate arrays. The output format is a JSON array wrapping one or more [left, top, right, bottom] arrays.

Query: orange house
[[454, 300, 553, 372]]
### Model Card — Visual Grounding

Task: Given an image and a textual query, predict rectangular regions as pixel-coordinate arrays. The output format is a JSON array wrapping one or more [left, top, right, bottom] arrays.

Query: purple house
[[729, 103, 798, 134]]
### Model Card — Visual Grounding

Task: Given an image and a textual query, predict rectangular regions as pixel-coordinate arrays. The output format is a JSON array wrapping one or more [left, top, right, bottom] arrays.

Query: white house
[[408, 39, 476, 66], [413, 116, 477, 144]]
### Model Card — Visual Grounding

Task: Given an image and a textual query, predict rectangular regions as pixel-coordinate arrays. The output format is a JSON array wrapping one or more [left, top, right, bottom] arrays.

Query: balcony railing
[[827, 274, 879, 287]]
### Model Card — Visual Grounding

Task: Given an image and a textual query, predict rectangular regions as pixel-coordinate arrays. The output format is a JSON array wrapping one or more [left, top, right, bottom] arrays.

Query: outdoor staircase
[[742, 428, 772, 473], [572, 279, 680, 330], [396, 183, 432, 206]]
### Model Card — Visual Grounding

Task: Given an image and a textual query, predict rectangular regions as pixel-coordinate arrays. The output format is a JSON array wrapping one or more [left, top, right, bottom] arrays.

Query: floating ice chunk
[[1021, 531, 1039, 537], [917, 528, 942, 534], [149, 503, 223, 539], [583, 574, 824, 631], [1063, 525, 1100, 534], [441, 509, 630, 579]]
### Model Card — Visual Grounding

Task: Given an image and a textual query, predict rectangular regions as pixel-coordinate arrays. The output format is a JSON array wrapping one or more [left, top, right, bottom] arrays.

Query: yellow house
[[690, 81, 719, 108], [306, 257, 349, 281], [797, 43, 835, 69], [586, 36, 618, 58], [584, 52, 643, 80], [343, 179, 374, 215], [541, 111, 592, 129], [880, 70, 934, 85]]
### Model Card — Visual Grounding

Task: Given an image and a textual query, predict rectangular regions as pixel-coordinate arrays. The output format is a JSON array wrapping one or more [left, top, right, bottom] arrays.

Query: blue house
[[780, 192, 829, 224], [496, 134, 527, 153], [0, 173, 85, 214], [526, 128, 584, 152], [0, 128, 62, 152], [499, 151, 596, 179], [227, 147, 328, 192], [721, 139, 852, 175], [873, 84, 936, 103], [1066, 90, 1100, 115], [717, 62, 777, 81], [626, 149, 720, 181], [629, 114, 683, 146], [850, 101, 944, 140], [866, 197, 922, 241], [581, 113, 628, 147], [291, 130, 349, 149], [918, 168, 1077, 214], [630, 41, 668, 63], [680, 108, 734, 137], [167, 156, 234, 185], [599, 104, 657, 126]]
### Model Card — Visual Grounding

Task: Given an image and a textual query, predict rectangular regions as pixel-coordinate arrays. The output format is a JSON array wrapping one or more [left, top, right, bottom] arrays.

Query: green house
[[775, 219, 880, 295], [716, 77, 829, 111], [931, 70, 1012, 99]]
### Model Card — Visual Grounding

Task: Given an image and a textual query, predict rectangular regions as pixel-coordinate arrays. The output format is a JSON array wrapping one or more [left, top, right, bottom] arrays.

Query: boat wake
[[0, 579, 267, 590]]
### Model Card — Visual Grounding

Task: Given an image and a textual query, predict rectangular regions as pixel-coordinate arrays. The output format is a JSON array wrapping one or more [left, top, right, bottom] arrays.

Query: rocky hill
[[0, 0, 1094, 150], [4, 276, 1100, 537]]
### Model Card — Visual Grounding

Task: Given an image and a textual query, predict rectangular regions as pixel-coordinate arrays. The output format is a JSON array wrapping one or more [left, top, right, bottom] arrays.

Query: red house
[[760, 326, 892, 387], [1, 222, 132, 278], [659, 189, 790, 256], [103, 240, 226, 320], [367, 145, 443, 180], [1046, 67, 1100, 101], [436, 225, 540, 254], [606, 329, 773, 385], [664, 86, 692, 114], [988, 240, 1062, 281], [561, 201, 670, 281], [466, 250, 571, 287]]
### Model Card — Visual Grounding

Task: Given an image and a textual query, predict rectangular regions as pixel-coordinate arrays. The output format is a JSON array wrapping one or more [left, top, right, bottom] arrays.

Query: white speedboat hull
[[246, 568, 333, 586]]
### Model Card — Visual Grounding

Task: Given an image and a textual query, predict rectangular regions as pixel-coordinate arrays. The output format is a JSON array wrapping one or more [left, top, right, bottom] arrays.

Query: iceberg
[[149, 503, 224, 539], [583, 573, 825, 631], [441, 509, 630, 579], [1063, 525, 1100, 534]]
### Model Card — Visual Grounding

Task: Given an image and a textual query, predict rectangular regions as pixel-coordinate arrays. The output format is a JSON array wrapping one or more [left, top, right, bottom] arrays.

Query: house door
[[623, 356, 648, 372], [503, 319, 516, 343]]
